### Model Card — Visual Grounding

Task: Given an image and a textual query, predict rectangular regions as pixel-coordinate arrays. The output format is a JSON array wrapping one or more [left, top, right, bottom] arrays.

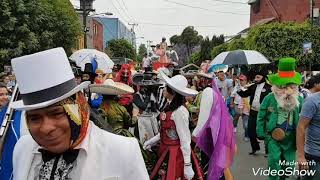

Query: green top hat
[[268, 57, 302, 86]]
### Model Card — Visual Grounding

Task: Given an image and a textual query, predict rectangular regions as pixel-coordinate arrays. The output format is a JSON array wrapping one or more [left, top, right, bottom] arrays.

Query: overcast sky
[[70, 0, 250, 46]]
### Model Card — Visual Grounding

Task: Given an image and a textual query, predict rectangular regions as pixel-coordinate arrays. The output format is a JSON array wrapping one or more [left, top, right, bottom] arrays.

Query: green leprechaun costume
[[256, 58, 303, 180]]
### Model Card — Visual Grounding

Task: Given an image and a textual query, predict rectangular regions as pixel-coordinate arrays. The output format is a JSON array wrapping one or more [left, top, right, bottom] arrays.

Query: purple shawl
[[196, 79, 236, 180]]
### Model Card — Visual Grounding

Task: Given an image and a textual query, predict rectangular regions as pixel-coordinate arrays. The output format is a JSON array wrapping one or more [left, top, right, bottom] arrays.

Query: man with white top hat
[[11, 48, 148, 180]]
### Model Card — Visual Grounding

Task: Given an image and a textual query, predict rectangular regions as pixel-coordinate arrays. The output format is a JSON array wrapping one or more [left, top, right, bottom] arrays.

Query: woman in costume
[[143, 71, 203, 180]]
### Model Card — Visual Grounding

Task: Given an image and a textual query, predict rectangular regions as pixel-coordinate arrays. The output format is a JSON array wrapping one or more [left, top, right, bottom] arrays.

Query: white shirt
[[192, 87, 213, 137], [142, 57, 150, 68], [251, 82, 265, 111], [13, 121, 149, 180], [171, 106, 192, 164]]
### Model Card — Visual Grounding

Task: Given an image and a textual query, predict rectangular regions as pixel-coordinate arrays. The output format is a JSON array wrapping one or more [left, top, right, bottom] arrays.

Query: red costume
[[150, 111, 203, 180], [114, 64, 133, 86]]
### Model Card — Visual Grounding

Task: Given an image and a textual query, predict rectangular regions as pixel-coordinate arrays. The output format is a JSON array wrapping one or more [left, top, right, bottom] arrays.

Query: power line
[[208, 0, 247, 4], [163, 0, 249, 15], [137, 22, 223, 28], [110, 0, 130, 23], [120, 0, 129, 12]]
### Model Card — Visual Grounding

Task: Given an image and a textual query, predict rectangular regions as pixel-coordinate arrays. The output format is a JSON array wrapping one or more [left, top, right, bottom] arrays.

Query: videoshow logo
[[252, 167, 316, 177]]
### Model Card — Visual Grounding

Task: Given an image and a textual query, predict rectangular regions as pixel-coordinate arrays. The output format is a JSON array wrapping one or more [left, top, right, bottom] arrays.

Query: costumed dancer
[[256, 57, 303, 180], [193, 71, 236, 180], [132, 68, 161, 143], [166, 45, 179, 64], [114, 64, 134, 116], [89, 79, 135, 136], [143, 72, 203, 180], [155, 44, 168, 64], [11, 48, 148, 179], [237, 69, 271, 155]]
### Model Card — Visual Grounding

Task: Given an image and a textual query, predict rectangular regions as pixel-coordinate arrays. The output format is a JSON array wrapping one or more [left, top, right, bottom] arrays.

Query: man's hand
[[298, 156, 309, 170]]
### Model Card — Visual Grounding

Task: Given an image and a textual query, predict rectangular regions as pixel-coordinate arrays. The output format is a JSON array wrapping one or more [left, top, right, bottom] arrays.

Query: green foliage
[[170, 35, 180, 45], [227, 38, 246, 51], [199, 37, 211, 62], [106, 39, 136, 59], [0, 0, 81, 68], [188, 52, 200, 64], [169, 26, 202, 56], [211, 43, 228, 59], [211, 35, 225, 47], [136, 44, 147, 63], [246, 22, 320, 67]]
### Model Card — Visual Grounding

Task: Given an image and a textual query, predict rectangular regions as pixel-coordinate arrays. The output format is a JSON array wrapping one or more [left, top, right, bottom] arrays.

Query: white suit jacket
[[12, 121, 149, 180]]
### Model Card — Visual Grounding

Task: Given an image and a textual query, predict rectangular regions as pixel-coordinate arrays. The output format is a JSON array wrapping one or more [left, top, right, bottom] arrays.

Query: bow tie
[[38, 149, 80, 164]]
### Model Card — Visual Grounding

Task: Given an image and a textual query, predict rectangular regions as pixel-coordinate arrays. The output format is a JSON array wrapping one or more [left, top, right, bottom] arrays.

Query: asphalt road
[[231, 120, 297, 180]]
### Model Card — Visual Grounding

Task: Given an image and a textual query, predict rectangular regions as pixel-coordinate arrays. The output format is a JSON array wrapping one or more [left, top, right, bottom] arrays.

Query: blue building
[[94, 17, 136, 49]]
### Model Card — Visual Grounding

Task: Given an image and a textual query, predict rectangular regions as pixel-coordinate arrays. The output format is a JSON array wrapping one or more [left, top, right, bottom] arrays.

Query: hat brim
[[10, 81, 90, 111], [196, 72, 213, 79], [89, 83, 134, 95], [132, 74, 162, 86], [268, 72, 302, 86], [160, 72, 198, 97]]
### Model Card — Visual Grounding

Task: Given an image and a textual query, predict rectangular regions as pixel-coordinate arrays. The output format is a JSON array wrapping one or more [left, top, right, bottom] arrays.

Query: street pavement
[[231, 120, 297, 180]]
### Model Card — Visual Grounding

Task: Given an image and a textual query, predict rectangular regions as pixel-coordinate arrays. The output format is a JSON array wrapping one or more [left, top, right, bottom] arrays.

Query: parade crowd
[[0, 41, 320, 180]]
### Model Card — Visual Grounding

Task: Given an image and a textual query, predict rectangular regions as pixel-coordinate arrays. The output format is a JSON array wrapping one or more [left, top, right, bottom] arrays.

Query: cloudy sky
[[70, 0, 250, 46]]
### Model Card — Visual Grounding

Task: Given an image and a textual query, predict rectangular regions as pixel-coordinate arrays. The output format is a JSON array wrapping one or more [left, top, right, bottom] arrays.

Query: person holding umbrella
[[237, 69, 272, 155]]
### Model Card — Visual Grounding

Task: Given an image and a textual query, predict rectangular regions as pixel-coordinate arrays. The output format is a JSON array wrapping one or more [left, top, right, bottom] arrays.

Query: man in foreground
[[12, 48, 148, 180]]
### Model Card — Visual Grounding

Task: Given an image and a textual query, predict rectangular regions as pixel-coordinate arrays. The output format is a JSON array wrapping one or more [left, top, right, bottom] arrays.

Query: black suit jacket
[[237, 82, 272, 106]]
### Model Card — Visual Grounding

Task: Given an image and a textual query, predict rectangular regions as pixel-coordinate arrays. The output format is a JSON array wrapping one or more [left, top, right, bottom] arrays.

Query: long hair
[[164, 86, 185, 112]]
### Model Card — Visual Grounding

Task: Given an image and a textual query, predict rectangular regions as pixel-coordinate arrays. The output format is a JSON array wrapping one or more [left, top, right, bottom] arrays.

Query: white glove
[[143, 133, 160, 151], [184, 164, 194, 180], [150, 93, 156, 102]]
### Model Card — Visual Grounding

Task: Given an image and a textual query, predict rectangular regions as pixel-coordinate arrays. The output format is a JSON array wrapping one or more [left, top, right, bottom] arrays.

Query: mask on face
[[272, 85, 299, 111]]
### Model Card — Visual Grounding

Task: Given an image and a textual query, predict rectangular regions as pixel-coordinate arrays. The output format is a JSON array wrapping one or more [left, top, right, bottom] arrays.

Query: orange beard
[[272, 85, 299, 112]]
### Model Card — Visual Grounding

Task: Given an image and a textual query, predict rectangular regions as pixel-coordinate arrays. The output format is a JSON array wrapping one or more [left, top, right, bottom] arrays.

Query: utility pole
[[78, 0, 95, 49], [128, 23, 138, 48], [146, 40, 152, 55]]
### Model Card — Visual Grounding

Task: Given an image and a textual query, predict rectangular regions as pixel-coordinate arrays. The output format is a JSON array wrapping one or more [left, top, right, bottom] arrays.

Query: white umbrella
[[210, 50, 270, 65], [70, 49, 114, 73]]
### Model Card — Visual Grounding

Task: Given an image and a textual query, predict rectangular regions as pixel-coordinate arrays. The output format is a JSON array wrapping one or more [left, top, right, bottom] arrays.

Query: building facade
[[249, 0, 320, 26], [94, 17, 136, 49]]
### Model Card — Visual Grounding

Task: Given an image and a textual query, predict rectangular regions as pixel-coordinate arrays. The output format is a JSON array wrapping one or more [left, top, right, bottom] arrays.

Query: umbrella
[[70, 49, 114, 73], [210, 50, 270, 65]]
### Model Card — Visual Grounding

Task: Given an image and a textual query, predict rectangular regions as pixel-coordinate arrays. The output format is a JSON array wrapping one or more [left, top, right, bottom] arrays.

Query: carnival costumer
[[193, 71, 236, 180], [89, 79, 135, 136], [11, 48, 148, 180], [143, 71, 203, 180], [256, 57, 303, 180]]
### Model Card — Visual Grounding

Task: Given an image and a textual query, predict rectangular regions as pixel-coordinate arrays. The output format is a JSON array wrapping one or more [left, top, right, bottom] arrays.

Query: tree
[[170, 35, 180, 45], [198, 37, 211, 64], [211, 35, 225, 47], [180, 26, 203, 57], [211, 43, 228, 60], [0, 0, 81, 69], [246, 22, 320, 69], [227, 38, 246, 51], [106, 39, 136, 59], [136, 44, 147, 63], [188, 52, 200, 64]]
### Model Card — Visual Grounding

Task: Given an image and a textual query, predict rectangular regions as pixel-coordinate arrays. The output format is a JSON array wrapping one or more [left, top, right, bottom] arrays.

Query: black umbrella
[[210, 50, 270, 65]]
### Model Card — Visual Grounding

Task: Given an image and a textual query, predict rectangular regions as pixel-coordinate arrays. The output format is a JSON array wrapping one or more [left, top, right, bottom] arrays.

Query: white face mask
[[272, 85, 299, 111]]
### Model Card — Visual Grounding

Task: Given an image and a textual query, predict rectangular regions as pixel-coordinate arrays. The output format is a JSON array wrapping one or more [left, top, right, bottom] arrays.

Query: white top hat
[[89, 79, 134, 95], [160, 71, 198, 97], [11, 47, 90, 110]]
